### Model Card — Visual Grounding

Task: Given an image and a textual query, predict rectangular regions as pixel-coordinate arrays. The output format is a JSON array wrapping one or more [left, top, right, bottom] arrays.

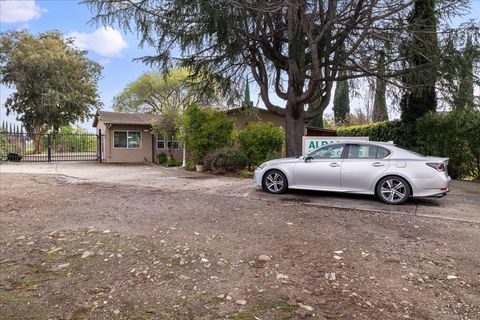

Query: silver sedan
[[254, 142, 451, 204]]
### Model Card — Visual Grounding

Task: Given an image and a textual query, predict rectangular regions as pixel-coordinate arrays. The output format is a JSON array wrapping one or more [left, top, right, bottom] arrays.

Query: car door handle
[[372, 162, 384, 167], [329, 162, 340, 167]]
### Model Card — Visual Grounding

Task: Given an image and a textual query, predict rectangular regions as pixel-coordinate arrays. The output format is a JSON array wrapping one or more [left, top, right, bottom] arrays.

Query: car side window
[[347, 144, 377, 159], [376, 147, 391, 159], [309, 144, 345, 159]]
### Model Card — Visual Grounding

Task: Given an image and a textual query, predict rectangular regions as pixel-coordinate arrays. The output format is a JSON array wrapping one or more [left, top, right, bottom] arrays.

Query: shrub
[[237, 122, 284, 169], [156, 153, 168, 165], [165, 159, 181, 167], [205, 148, 248, 174], [185, 106, 235, 164]]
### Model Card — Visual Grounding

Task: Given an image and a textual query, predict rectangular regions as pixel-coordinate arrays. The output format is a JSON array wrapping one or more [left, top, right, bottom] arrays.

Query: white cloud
[[67, 27, 128, 57], [0, 0, 46, 24]]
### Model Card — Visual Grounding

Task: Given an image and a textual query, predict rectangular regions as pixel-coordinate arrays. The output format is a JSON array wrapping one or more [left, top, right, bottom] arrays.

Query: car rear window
[[376, 147, 391, 159]]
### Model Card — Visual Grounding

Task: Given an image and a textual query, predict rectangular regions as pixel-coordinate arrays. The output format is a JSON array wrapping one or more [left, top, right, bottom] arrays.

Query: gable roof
[[93, 111, 162, 127]]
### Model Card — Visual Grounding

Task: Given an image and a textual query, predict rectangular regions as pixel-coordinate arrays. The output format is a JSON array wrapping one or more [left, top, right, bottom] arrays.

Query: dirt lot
[[0, 172, 479, 320]]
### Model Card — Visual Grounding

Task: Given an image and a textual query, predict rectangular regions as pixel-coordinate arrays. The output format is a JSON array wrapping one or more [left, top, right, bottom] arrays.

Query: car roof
[[323, 141, 422, 158]]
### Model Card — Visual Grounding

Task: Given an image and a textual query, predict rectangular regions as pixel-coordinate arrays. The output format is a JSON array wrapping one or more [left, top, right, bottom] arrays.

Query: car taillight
[[426, 162, 446, 171]]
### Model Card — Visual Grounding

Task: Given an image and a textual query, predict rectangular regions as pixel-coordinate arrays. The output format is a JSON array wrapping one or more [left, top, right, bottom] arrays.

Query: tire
[[376, 176, 411, 205], [262, 170, 288, 194]]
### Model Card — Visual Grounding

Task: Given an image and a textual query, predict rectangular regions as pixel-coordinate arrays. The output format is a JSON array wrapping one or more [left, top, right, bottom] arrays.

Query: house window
[[157, 135, 179, 150], [156, 135, 165, 149], [168, 136, 180, 150], [113, 131, 141, 149]]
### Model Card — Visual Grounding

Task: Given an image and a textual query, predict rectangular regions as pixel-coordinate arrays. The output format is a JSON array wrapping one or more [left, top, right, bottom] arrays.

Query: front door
[[293, 144, 346, 190]]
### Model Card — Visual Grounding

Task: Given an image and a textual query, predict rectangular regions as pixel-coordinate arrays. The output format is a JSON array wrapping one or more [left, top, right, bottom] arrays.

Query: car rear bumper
[[411, 174, 451, 198]]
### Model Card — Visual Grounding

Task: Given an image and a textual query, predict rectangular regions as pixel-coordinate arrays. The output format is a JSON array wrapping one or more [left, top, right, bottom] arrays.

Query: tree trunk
[[285, 103, 305, 157], [34, 134, 42, 154]]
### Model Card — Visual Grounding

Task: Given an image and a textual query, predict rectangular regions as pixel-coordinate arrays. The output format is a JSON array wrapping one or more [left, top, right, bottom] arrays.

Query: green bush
[[237, 122, 284, 168], [185, 160, 195, 171], [165, 159, 181, 167], [185, 106, 235, 164], [417, 110, 480, 180], [156, 153, 168, 165], [205, 148, 248, 174], [0, 130, 15, 160]]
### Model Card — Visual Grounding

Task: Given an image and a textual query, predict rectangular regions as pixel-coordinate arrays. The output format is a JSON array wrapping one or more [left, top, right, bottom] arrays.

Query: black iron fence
[[0, 128, 103, 163]]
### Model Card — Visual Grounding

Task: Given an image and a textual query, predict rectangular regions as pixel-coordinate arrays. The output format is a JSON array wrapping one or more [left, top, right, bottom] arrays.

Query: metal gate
[[0, 128, 104, 163]]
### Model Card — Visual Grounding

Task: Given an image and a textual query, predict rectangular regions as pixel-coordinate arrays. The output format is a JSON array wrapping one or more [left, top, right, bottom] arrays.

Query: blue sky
[[1, 0, 479, 132]]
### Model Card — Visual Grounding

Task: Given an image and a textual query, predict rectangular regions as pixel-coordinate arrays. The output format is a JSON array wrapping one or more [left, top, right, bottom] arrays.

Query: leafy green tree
[[400, 0, 439, 125], [237, 122, 284, 170], [185, 106, 234, 164], [0, 30, 102, 153], [113, 68, 219, 166], [333, 73, 350, 125], [85, 0, 423, 157], [372, 51, 389, 122], [113, 69, 216, 114]]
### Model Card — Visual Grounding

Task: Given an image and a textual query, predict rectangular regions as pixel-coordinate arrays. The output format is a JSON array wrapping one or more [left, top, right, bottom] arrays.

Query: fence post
[[98, 129, 102, 163], [47, 134, 52, 163]]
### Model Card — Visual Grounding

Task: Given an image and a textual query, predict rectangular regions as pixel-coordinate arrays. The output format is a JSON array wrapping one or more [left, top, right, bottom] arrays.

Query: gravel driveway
[[0, 164, 479, 319]]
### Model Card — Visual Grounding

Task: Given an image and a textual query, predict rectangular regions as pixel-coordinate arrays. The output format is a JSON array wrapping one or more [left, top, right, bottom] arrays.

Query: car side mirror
[[304, 156, 313, 163]]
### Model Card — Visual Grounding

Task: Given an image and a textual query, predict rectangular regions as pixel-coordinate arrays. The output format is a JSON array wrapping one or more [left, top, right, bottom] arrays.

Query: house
[[225, 106, 337, 136], [93, 111, 182, 163]]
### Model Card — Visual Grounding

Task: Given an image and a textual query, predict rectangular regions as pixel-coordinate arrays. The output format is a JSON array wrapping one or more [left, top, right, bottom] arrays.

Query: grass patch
[[253, 300, 298, 320], [233, 312, 256, 320], [13, 278, 37, 289]]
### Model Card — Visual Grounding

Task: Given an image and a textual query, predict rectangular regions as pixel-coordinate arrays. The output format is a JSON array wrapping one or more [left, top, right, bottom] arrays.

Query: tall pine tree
[[372, 50, 389, 122], [400, 0, 439, 124]]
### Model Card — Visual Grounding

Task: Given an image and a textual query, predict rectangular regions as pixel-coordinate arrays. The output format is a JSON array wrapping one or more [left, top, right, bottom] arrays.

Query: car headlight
[[257, 162, 268, 170]]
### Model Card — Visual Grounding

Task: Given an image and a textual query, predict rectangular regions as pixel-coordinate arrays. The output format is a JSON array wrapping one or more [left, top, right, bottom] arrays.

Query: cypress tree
[[400, 0, 438, 124], [372, 51, 389, 122], [333, 71, 350, 125], [454, 34, 475, 110]]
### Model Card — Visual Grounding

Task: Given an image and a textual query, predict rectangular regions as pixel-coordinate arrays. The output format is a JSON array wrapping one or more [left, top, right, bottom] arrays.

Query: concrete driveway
[[1, 162, 479, 223]]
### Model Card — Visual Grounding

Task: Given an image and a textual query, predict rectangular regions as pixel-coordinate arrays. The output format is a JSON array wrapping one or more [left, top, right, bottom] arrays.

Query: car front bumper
[[253, 169, 264, 187]]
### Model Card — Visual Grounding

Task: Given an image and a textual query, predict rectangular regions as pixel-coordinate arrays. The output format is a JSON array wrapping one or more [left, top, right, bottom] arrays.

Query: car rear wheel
[[376, 176, 411, 204], [263, 170, 288, 194]]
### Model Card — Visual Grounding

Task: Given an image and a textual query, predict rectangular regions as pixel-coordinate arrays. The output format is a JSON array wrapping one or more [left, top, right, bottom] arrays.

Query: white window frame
[[113, 130, 142, 149], [156, 134, 165, 150]]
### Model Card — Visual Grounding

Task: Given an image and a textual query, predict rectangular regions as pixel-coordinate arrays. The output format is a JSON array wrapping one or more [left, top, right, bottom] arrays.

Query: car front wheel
[[263, 170, 288, 194], [376, 176, 411, 204]]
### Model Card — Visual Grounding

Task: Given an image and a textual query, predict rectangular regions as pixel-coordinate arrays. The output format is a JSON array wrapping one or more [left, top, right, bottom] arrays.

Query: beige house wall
[[97, 122, 154, 163]]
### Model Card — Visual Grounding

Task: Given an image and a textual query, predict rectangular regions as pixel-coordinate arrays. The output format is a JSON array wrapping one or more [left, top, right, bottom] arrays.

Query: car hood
[[265, 157, 301, 166]]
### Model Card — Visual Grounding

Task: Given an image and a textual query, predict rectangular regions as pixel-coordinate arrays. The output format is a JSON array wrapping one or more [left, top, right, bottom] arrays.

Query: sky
[[1, 0, 479, 133]]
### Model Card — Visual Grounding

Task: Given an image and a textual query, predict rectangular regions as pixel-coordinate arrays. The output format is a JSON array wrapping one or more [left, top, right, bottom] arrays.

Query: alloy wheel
[[265, 171, 285, 193], [380, 178, 407, 203]]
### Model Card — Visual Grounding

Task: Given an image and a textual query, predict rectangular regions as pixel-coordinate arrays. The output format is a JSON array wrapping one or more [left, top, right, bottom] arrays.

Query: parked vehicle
[[254, 142, 451, 204]]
